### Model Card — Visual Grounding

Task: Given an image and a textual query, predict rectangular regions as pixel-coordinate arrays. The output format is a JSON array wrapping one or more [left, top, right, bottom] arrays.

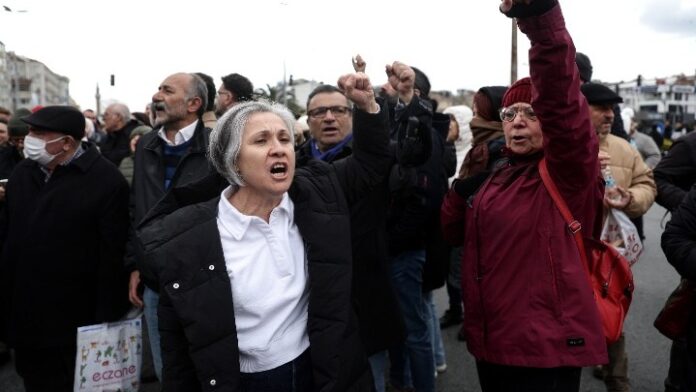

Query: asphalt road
[[0, 205, 681, 391]]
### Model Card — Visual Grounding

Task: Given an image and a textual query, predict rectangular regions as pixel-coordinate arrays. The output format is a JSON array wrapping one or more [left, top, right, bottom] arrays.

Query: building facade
[[615, 74, 696, 125], [0, 44, 70, 112], [290, 78, 321, 110], [0, 41, 11, 110]]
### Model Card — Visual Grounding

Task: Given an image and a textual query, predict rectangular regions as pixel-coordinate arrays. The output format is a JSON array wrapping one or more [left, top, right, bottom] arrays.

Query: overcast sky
[[1, 0, 695, 112]]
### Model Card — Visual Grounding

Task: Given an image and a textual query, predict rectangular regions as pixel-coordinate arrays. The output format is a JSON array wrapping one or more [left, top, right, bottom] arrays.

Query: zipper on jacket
[[601, 255, 617, 298]]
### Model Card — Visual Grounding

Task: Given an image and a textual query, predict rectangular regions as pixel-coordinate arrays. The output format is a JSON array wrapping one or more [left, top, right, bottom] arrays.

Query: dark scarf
[[458, 117, 506, 179], [470, 117, 504, 146], [311, 134, 353, 162]]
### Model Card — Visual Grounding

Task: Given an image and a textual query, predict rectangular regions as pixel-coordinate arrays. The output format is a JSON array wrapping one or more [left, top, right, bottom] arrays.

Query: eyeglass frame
[[307, 105, 352, 119], [500, 105, 538, 122]]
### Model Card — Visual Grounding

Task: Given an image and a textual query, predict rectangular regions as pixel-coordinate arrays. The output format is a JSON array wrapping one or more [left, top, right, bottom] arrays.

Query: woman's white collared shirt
[[216, 186, 309, 373]]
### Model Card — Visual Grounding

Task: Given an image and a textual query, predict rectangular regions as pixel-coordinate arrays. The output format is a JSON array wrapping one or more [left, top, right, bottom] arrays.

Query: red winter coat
[[440, 4, 608, 368]]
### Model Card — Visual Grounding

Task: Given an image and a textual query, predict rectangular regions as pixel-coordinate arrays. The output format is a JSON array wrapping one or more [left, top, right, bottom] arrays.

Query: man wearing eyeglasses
[[100, 103, 140, 167], [302, 85, 355, 161], [296, 62, 436, 391], [297, 84, 404, 362], [214, 72, 254, 117]]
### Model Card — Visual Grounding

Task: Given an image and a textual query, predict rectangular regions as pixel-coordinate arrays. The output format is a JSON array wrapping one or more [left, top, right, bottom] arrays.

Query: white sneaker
[[436, 363, 447, 373]]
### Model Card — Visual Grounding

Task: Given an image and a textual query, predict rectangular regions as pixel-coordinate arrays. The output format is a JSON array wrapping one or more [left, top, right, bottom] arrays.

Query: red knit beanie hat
[[502, 77, 532, 107]]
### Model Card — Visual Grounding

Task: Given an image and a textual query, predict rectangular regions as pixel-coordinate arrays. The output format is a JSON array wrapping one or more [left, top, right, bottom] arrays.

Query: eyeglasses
[[307, 106, 352, 119], [500, 105, 538, 122], [217, 90, 231, 97]]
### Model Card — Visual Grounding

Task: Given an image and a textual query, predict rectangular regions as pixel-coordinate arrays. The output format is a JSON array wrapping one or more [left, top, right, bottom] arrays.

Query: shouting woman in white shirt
[[137, 72, 391, 392]]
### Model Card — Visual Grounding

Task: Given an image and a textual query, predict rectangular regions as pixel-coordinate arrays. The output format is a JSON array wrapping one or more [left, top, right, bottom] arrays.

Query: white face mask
[[23, 134, 66, 166]]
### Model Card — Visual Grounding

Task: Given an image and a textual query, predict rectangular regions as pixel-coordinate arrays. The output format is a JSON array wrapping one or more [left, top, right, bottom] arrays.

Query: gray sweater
[[632, 131, 661, 169]]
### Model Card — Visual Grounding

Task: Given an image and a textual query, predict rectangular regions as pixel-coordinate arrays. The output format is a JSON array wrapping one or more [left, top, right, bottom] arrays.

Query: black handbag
[[654, 279, 696, 340]]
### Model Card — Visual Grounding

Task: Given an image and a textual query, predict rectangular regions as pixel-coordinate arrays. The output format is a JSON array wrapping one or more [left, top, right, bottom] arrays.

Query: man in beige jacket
[[582, 82, 656, 392]]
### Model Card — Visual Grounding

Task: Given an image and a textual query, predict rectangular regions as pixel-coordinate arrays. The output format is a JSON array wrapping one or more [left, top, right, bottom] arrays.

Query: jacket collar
[[502, 147, 544, 165], [112, 119, 139, 135], [146, 119, 208, 154], [217, 187, 293, 240], [66, 142, 101, 173], [295, 137, 353, 166], [138, 172, 227, 229]]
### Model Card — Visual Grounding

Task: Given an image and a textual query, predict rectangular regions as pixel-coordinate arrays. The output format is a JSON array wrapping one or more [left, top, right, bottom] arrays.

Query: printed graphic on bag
[[74, 317, 142, 392], [600, 208, 643, 266]]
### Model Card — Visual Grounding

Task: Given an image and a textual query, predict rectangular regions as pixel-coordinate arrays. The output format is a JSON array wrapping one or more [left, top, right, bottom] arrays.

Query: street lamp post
[[510, 18, 518, 84], [95, 83, 101, 116]]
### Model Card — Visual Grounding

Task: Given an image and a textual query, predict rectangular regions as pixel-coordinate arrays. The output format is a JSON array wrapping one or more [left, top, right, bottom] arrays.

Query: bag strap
[[538, 158, 593, 281]]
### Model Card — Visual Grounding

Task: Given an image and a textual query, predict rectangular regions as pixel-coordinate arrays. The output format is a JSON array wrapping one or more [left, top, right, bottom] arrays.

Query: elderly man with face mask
[[0, 106, 130, 391]]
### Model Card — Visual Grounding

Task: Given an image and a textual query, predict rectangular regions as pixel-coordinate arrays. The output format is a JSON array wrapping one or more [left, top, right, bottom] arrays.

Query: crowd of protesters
[[0, 0, 694, 391]]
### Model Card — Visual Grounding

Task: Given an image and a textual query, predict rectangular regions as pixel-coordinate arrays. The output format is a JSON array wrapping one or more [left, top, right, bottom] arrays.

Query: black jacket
[[654, 131, 696, 211], [137, 108, 391, 391], [661, 184, 696, 384], [422, 111, 454, 292], [99, 119, 140, 166], [295, 111, 406, 355], [0, 145, 23, 180], [0, 143, 130, 348], [662, 184, 696, 281], [127, 120, 214, 290], [387, 97, 447, 257]]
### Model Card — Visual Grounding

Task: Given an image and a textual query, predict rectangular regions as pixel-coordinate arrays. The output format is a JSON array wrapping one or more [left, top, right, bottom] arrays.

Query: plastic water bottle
[[603, 167, 620, 201], [603, 167, 616, 189]]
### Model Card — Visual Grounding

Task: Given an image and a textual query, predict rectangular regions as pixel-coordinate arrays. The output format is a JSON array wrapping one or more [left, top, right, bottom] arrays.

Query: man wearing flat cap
[[582, 82, 656, 392], [0, 105, 131, 391], [576, 52, 630, 142]]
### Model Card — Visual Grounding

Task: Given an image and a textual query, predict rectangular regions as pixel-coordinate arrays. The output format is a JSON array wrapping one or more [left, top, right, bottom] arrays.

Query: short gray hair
[[187, 73, 208, 118], [108, 103, 131, 123], [209, 100, 295, 186]]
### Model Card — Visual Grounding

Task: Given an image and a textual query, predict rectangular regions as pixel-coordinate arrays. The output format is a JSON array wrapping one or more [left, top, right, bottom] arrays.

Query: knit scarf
[[470, 117, 504, 146], [311, 134, 353, 162], [458, 117, 505, 179]]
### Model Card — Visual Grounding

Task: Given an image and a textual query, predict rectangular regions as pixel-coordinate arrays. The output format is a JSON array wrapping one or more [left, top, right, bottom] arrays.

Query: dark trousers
[[476, 361, 581, 392], [665, 336, 689, 392], [239, 349, 313, 392], [686, 334, 696, 392], [446, 281, 462, 316], [15, 345, 76, 392], [446, 246, 463, 315], [630, 216, 645, 241]]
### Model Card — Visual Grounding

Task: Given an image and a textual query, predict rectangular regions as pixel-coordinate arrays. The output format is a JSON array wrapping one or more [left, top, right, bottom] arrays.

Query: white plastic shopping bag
[[600, 208, 643, 266], [74, 313, 142, 392]]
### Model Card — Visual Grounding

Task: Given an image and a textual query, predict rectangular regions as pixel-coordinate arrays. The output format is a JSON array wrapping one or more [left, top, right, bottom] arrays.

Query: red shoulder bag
[[539, 158, 634, 344]]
